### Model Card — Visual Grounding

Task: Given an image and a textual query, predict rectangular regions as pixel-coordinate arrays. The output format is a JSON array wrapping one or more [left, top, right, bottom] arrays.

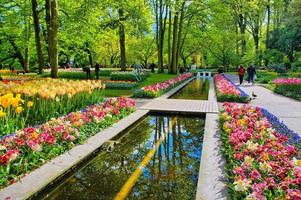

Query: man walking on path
[[238, 65, 246, 85], [247, 65, 256, 84]]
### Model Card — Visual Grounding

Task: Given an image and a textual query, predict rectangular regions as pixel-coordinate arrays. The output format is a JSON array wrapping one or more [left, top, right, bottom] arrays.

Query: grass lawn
[[102, 73, 178, 97]]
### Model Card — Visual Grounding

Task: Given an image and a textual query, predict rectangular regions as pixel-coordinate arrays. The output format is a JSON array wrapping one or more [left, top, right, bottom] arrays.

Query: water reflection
[[171, 78, 209, 100], [41, 115, 204, 200]]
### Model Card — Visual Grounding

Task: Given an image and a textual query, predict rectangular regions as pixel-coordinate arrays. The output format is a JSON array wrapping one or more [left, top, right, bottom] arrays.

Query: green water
[[39, 114, 205, 200], [171, 78, 209, 100]]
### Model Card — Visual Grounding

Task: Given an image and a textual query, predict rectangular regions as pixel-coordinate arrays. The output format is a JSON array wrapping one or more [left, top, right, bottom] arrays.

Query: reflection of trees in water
[[172, 79, 209, 100], [45, 117, 155, 200], [129, 115, 205, 200], [44, 115, 205, 200]]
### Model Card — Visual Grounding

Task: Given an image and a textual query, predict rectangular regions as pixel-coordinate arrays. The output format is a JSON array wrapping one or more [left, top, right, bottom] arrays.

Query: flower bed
[[220, 103, 301, 199], [214, 74, 250, 103], [273, 78, 301, 101], [0, 70, 12, 75], [103, 80, 139, 89], [0, 79, 105, 136], [133, 73, 193, 98], [0, 97, 136, 187]]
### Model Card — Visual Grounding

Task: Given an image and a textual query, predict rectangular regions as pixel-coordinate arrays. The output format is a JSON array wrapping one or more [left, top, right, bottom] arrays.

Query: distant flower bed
[[273, 78, 301, 85], [0, 70, 12, 75], [0, 97, 136, 187], [0, 79, 105, 136], [0, 78, 103, 98], [133, 73, 193, 98], [214, 74, 250, 103], [273, 78, 301, 101], [220, 103, 301, 199], [103, 80, 139, 89]]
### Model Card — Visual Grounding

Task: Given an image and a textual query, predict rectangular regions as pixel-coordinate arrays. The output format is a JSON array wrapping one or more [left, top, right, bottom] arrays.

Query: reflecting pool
[[171, 78, 209, 100], [40, 114, 205, 200]]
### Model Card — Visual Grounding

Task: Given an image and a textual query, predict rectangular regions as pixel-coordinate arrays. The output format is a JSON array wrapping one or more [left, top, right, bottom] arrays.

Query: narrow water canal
[[40, 114, 205, 200], [171, 78, 209, 100]]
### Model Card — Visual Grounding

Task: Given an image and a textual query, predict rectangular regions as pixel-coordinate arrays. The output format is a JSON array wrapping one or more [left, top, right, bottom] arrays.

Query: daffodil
[[0, 107, 6, 118], [16, 106, 23, 114], [27, 101, 33, 108]]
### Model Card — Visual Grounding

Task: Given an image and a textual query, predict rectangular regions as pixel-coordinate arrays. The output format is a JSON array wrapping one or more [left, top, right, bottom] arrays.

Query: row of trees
[[203, 0, 301, 71], [0, 0, 300, 76]]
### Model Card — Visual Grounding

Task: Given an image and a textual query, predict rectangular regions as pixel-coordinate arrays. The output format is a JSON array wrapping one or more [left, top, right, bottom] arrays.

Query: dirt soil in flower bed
[[220, 103, 301, 199], [0, 97, 136, 187]]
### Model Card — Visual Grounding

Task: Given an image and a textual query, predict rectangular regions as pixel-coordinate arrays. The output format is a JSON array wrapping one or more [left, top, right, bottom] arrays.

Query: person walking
[[238, 65, 245, 85], [84, 66, 91, 79], [248, 65, 256, 84], [95, 63, 100, 79]]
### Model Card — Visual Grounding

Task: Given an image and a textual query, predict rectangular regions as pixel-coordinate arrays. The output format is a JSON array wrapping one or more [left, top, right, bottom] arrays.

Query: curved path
[[226, 74, 301, 135]]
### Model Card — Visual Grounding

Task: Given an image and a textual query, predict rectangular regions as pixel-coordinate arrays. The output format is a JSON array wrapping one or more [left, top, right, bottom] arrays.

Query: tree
[[46, 0, 59, 78], [152, 0, 169, 73], [245, 0, 266, 65], [32, 0, 44, 74]]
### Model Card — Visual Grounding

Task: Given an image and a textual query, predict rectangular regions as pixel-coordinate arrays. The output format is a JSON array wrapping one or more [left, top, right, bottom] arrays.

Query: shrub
[[103, 81, 139, 89], [42, 70, 112, 80], [110, 71, 149, 82]]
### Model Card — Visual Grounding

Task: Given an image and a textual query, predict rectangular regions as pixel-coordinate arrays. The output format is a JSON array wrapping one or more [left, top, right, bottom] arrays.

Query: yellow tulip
[[16, 106, 23, 114], [27, 101, 34, 108], [0, 107, 6, 118]]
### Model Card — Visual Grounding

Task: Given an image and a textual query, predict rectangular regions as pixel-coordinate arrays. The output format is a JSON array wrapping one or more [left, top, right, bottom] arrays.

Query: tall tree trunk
[[254, 33, 259, 66], [265, 1, 271, 66], [45, 0, 51, 63], [238, 13, 247, 56], [87, 48, 93, 68], [47, 0, 59, 78], [157, 0, 164, 73], [118, 8, 126, 71], [175, 2, 185, 69], [168, 9, 172, 73], [236, 24, 239, 55], [171, 13, 179, 74], [32, 0, 44, 74], [8, 37, 25, 70], [24, 47, 30, 72]]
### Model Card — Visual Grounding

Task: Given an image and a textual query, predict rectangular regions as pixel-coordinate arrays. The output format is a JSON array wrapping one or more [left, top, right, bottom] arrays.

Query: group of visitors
[[238, 64, 256, 85], [83, 63, 101, 79]]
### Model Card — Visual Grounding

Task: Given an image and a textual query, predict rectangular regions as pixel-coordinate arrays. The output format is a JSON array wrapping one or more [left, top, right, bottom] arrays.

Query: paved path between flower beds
[[225, 74, 301, 135], [141, 99, 219, 114]]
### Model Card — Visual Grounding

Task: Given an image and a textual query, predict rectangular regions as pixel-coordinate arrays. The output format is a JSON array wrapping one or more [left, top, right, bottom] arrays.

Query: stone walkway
[[141, 99, 219, 113], [226, 74, 301, 134]]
